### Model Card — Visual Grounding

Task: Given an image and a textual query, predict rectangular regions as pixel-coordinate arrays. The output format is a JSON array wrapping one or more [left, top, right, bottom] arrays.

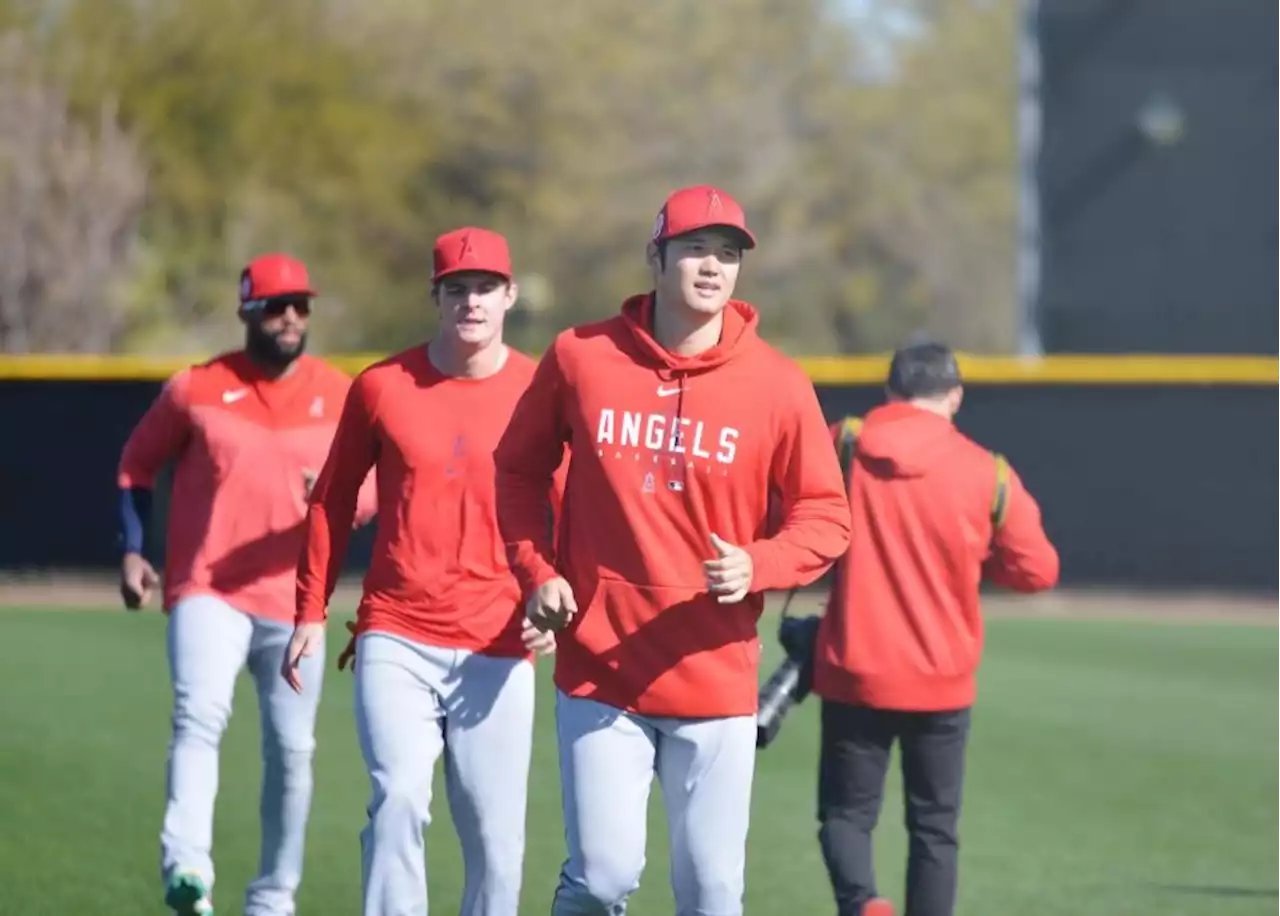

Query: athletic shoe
[[165, 868, 213, 915], [862, 899, 896, 916]]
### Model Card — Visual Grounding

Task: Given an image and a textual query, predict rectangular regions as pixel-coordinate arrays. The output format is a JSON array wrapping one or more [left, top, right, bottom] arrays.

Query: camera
[[755, 613, 821, 749]]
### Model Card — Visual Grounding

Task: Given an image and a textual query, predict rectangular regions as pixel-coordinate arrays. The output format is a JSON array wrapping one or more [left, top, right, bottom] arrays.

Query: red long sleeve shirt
[[117, 352, 377, 622], [814, 402, 1060, 711], [494, 295, 853, 717], [296, 345, 563, 657]]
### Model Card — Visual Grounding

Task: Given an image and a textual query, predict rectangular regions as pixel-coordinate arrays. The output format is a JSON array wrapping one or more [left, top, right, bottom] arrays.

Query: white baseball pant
[[161, 593, 325, 916], [550, 691, 758, 916], [354, 631, 536, 916]]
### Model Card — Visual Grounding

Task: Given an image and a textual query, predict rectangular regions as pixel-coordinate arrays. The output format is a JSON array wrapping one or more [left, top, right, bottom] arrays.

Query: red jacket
[[494, 295, 852, 717], [119, 352, 376, 622], [296, 346, 564, 657], [813, 402, 1059, 711]]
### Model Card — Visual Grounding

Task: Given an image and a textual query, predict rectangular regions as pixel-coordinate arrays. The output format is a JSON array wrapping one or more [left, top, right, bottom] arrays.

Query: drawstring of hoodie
[[656, 366, 690, 492]]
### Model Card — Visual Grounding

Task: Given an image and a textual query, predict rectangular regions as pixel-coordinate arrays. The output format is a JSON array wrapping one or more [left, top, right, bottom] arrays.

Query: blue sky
[[833, 0, 932, 80]]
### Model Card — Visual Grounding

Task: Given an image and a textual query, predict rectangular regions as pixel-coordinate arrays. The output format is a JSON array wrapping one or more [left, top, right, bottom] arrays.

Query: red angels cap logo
[[457, 232, 476, 263], [706, 188, 723, 216], [652, 208, 666, 241]]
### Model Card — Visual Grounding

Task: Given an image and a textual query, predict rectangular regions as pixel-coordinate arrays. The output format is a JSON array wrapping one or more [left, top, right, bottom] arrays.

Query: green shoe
[[164, 869, 213, 915]]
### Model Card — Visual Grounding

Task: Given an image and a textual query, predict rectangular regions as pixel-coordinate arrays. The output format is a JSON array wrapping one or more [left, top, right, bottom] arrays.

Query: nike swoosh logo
[[222, 389, 248, 403], [656, 386, 682, 397]]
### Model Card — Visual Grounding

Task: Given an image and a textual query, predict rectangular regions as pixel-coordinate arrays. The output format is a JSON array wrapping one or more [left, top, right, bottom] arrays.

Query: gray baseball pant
[[161, 593, 325, 916], [550, 691, 758, 916], [354, 631, 536, 916]]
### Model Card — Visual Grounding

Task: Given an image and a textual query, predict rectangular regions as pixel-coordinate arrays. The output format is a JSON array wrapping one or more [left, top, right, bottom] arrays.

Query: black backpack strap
[[805, 415, 863, 611], [990, 452, 1011, 529], [835, 416, 863, 479]]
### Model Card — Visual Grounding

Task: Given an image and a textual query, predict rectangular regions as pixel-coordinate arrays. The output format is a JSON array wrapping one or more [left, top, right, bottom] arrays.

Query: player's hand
[[526, 576, 577, 633], [281, 622, 325, 695], [336, 620, 359, 671], [522, 617, 557, 656], [704, 533, 754, 604], [120, 552, 160, 610]]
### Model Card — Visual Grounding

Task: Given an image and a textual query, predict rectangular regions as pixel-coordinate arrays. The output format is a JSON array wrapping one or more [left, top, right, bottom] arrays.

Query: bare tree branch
[[0, 31, 147, 353]]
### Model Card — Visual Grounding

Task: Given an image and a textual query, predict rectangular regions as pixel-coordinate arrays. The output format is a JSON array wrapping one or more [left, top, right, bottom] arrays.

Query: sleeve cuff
[[744, 540, 783, 592], [296, 602, 328, 626], [513, 558, 560, 599]]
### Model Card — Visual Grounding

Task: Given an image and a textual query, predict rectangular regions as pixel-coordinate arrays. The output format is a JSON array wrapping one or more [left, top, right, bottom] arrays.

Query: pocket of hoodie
[[575, 574, 759, 661]]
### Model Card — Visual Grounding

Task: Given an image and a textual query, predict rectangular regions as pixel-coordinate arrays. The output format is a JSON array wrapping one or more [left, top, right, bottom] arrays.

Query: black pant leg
[[817, 701, 897, 916], [899, 708, 972, 916]]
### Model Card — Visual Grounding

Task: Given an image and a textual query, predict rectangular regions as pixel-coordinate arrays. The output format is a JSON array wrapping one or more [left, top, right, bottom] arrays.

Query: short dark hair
[[653, 230, 748, 270], [886, 341, 962, 399]]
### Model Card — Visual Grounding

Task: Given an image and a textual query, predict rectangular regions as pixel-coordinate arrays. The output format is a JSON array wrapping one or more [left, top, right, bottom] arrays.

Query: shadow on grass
[[1151, 884, 1277, 899]]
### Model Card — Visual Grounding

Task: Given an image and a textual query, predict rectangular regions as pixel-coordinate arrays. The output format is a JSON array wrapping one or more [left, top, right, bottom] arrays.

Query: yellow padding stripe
[[0, 353, 1276, 384], [799, 354, 1278, 386]]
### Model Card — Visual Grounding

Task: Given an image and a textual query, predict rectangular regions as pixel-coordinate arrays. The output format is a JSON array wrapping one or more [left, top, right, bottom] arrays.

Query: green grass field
[[0, 606, 1275, 916]]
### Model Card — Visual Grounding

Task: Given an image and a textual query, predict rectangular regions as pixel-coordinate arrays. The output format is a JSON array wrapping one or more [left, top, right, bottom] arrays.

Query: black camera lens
[[756, 614, 822, 749]]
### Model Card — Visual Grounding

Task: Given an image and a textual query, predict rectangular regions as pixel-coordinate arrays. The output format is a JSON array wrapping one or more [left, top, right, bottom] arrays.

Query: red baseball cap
[[433, 227, 513, 283], [651, 185, 756, 250], [239, 253, 317, 303]]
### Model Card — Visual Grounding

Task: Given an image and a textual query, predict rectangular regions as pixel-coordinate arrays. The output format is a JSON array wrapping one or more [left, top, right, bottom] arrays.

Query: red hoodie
[[813, 402, 1059, 712], [494, 296, 852, 717]]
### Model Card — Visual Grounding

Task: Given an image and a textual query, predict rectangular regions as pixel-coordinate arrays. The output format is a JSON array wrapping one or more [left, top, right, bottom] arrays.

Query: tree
[[817, 0, 1022, 352], [9, 0, 1023, 356], [46, 0, 425, 353], [339, 0, 882, 352], [0, 30, 146, 352]]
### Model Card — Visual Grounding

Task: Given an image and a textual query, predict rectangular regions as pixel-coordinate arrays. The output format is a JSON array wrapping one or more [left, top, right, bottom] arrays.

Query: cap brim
[[432, 267, 512, 283], [666, 223, 757, 250], [725, 226, 757, 250], [242, 288, 317, 305]]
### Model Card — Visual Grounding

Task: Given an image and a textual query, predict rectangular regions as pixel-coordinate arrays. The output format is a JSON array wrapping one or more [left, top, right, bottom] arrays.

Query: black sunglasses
[[246, 296, 312, 317]]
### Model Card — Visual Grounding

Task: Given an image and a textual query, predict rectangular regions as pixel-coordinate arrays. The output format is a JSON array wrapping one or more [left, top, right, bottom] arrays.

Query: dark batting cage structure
[[1017, 0, 1277, 356]]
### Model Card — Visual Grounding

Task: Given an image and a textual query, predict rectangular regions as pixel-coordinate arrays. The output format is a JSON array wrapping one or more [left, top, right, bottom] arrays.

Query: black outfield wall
[[1, 368, 1274, 593]]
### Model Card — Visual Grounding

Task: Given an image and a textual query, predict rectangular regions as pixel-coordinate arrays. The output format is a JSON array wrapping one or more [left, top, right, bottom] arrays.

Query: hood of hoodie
[[620, 294, 759, 380], [855, 402, 957, 479]]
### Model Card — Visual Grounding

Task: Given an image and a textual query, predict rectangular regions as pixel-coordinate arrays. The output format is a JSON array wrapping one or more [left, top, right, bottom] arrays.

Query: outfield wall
[[0, 354, 1275, 593]]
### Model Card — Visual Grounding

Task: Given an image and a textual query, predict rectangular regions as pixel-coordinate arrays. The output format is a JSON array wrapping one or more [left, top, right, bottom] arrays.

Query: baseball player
[[117, 253, 377, 916], [812, 342, 1060, 916], [493, 185, 854, 915], [284, 227, 563, 916]]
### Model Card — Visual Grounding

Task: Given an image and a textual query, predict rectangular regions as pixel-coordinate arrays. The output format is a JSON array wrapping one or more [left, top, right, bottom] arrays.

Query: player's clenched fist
[[521, 617, 557, 656], [704, 532, 754, 604], [120, 552, 160, 610], [526, 576, 577, 632], [281, 622, 325, 694]]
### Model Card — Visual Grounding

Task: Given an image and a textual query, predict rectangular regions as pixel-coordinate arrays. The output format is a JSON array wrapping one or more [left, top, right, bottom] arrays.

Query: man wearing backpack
[[812, 341, 1060, 916]]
